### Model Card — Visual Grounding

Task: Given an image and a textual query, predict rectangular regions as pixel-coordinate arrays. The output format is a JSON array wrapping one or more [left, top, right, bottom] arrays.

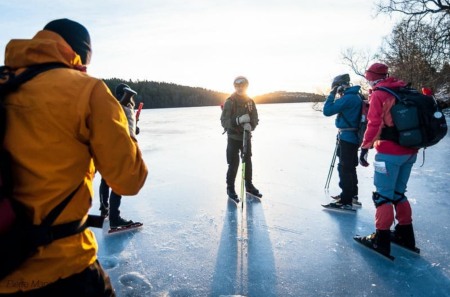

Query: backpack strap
[[30, 181, 87, 246]]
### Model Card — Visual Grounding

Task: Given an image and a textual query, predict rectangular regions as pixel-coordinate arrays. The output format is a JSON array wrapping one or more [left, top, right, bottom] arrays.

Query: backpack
[[0, 63, 103, 280], [339, 93, 369, 146], [375, 86, 448, 148]]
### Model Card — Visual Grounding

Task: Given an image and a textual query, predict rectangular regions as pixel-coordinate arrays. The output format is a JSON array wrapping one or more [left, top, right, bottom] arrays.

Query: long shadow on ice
[[210, 200, 239, 296], [246, 197, 277, 297]]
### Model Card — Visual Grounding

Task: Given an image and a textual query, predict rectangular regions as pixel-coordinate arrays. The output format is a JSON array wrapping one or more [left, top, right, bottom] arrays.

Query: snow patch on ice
[[118, 272, 153, 297]]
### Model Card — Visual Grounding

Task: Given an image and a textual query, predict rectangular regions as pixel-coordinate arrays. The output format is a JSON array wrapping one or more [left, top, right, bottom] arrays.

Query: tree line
[[102, 78, 324, 109]]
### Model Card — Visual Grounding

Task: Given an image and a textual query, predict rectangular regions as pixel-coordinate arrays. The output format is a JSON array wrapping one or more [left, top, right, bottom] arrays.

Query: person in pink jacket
[[355, 63, 419, 259]]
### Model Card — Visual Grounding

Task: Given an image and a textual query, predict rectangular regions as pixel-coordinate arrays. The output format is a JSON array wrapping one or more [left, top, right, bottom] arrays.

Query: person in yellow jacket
[[0, 19, 147, 296]]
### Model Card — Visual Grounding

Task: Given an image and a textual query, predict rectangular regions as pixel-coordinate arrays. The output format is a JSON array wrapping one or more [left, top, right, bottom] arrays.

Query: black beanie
[[44, 18, 92, 65]]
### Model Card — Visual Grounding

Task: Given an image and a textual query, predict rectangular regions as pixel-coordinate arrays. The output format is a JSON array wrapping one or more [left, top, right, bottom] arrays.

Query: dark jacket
[[221, 93, 259, 141]]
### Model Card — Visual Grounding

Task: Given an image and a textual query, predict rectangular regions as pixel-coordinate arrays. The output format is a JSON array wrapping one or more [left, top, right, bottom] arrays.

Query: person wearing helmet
[[99, 83, 142, 230], [323, 74, 363, 211], [220, 76, 261, 202], [354, 63, 419, 259], [0, 19, 147, 295]]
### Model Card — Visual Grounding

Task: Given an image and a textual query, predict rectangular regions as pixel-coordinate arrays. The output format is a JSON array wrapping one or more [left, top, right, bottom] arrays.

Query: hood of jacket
[[4, 30, 83, 70], [343, 85, 361, 95]]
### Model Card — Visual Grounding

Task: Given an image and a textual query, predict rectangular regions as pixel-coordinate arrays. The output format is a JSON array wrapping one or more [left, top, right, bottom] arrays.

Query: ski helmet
[[234, 76, 249, 87], [365, 63, 388, 81], [44, 19, 92, 65]]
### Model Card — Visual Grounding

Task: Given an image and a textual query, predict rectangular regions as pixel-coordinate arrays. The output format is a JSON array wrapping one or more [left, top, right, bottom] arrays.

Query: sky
[[0, 0, 397, 96]]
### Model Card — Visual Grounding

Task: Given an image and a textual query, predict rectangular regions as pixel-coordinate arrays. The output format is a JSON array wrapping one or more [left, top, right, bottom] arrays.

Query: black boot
[[354, 229, 393, 260], [110, 216, 134, 229], [99, 203, 109, 218], [227, 185, 240, 203], [246, 184, 262, 198], [391, 224, 420, 253]]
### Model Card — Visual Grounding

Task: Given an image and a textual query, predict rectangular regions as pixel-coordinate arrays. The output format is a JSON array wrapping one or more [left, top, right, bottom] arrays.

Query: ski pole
[[240, 130, 249, 209], [325, 137, 339, 189]]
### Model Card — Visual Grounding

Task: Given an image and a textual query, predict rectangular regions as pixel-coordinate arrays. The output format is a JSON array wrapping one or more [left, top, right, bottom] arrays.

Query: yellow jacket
[[0, 30, 148, 292]]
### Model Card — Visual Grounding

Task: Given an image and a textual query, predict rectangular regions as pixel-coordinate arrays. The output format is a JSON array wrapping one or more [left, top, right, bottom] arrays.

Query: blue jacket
[[323, 86, 362, 144]]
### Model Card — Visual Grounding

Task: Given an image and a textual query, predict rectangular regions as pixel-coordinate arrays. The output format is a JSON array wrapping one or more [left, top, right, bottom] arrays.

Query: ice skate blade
[[228, 196, 240, 204], [392, 242, 420, 255], [321, 204, 356, 212], [246, 192, 262, 199], [353, 235, 395, 261], [108, 222, 143, 234]]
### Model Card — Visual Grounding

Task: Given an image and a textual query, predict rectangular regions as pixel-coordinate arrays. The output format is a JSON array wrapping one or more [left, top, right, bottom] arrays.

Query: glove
[[236, 114, 250, 125], [330, 86, 338, 95], [136, 126, 140, 135], [243, 123, 252, 131], [359, 148, 369, 167]]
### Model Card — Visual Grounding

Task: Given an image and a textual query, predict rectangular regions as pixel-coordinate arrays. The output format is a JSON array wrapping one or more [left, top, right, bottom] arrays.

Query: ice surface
[[90, 103, 450, 296]]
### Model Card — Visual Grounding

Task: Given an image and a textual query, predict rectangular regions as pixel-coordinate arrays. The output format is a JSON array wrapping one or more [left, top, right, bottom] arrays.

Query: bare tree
[[341, 48, 375, 79], [379, 19, 447, 90], [376, 0, 450, 56]]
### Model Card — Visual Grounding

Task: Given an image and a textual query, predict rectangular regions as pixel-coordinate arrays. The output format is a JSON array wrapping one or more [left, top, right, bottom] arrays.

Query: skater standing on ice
[[354, 63, 419, 259], [0, 19, 147, 295], [99, 83, 143, 230], [322, 74, 363, 210], [220, 76, 261, 203]]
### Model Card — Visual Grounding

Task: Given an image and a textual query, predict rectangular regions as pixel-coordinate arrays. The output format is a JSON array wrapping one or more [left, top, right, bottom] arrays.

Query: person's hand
[[330, 86, 338, 95], [243, 123, 252, 131], [359, 148, 369, 167], [136, 126, 140, 135], [236, 114, 250, 125]]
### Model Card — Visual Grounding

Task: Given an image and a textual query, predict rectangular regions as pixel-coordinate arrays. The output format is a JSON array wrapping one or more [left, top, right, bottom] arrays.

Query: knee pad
[[393, 191, 407, 205], [372, 192, 394, 208]]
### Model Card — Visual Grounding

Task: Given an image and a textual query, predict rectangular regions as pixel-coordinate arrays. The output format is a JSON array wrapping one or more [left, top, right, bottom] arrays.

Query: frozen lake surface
[[89, 103, 450, 297]]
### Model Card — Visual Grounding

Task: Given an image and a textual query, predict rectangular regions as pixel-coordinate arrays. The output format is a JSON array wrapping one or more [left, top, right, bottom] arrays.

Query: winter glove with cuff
[[243, 123, 252, 132], [359, 148, 369, 167], [236, 114, 250, 125]]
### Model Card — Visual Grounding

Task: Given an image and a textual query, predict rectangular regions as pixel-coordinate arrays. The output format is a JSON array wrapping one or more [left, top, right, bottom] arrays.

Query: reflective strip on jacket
[[0, 30, 148, 292]]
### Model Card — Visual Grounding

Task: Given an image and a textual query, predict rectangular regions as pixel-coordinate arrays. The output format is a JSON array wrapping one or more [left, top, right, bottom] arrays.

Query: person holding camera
[[322, 74, 363, 211], [0, 19, 147, 296], [220, 76, 260, 202], [99, 83, 142, 230]]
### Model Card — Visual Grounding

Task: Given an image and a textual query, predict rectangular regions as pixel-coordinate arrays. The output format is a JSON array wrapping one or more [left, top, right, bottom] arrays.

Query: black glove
[[136, 126, 140, 135], [330, 86, 338, 95], [359, 148, 369, 167]]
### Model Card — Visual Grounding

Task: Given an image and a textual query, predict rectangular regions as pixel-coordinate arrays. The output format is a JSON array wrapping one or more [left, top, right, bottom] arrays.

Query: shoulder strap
[[374, 86, 402, 102]]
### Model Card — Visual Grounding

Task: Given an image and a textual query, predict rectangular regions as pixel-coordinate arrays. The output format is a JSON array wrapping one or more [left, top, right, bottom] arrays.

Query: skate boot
[[331, 194, 361, 207], [110, 216, 135, 229], [390, 224, 420, 254], [322, 201, 355, 212], [99, 204, 109, 218], [246, 184, 262, 198], [354, 229, 394, 260], [227, 186, 240, 203]]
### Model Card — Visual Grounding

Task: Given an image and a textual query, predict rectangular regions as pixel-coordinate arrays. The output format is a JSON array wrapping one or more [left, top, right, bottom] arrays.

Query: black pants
[[337, 139, 359, 205], [0, 260, 115, 297], [226, 137, 253, 187], [100, 178, 122, 220]]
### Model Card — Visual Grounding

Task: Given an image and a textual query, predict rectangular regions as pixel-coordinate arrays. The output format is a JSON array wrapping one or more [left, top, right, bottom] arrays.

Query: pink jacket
[[361, 77, 418, 155]]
